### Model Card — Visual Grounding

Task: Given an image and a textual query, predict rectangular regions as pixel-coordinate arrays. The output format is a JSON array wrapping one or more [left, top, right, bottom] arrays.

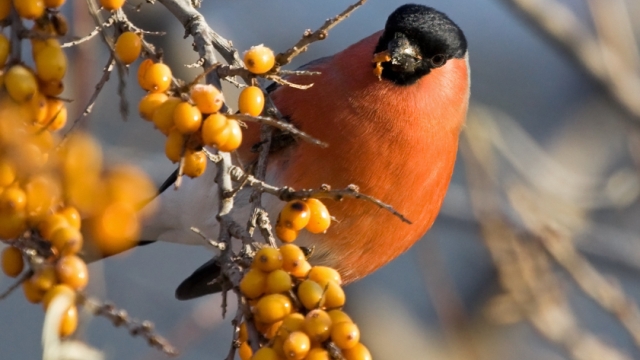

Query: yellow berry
[[331, 322, 360, 350], [55, 255, 88, 290], [0, 186, 27, 213], [238, 322, 249, 343], [217, 119, 243, 152], [104, 164, 156, 208], [323, 280, 345, 309], [282, 331, 310, 360], [297, 280, 324, 310], [38, 213, 70, 240], [289, 259, 311, 279], [34, 42, 67, 82], [341, 343, 372, 360], [42, 284, 75, 310], [30, 266, 57, 292], [253, 247, 283, 272], [0, 159, 16, 187], [139, 92, 168, 121], [308, 266, 342, 287], [115, 31, 142, 65], [1, 246, 23, 277], [59, 305, 78, 337], [238, 342, 252, 360], [5, 65, 38, 102], [145, 62, 172, 93], [244, 45, 275, 75], [100, 0, 125, 11], [190, 84, 224, 114], [260, 320, 282, 340], [328, 309, 352, 325], [304, 199, 331, 234], [239, 268, 267, 299], [275, 223, 298, 243], [238, 86, 264, 116], [58, 206, 81, 230], [23, 277, 45, 303], [0, 33, 9, 67], [303, 309, 332, 343], [254, 294, 292, 324], [305, 348, 330, 360], [137, 58, 154, 90], [39, 80, 64, 97], [89, 202, 139, 257], [251, 347, 279, 360], [14, 0, 45, 19], [182, 150, 207, 178], [165, 129, 185, 163], [201, 113, 229, 147], [279, 244, 305, 273], [278, 313, 305, 336], [152, 97, 180, 135], [24, 174, 61, 222], [50, 226, 83, 255], [278, 201, 310, 231], [0, 211, 27, 239], [61, 132, 102, 180], [265, 269, 292, 294], [44, 98, 67, 131], [173, 102, 202, 134]]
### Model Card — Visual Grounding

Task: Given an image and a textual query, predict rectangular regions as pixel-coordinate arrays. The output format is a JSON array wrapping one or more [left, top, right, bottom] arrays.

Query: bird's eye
[[430, 54, 447, 68]]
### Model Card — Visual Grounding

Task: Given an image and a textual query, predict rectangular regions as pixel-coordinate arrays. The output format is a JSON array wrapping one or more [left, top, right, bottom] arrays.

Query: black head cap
[[375, 4, 467, 85]]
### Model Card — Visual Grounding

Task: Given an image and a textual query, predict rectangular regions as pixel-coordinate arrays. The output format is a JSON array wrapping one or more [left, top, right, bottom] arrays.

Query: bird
[[139, 3, 470, 300]]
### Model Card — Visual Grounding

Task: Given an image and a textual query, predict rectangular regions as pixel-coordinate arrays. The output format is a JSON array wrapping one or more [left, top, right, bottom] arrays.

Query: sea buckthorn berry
[[105, 165, 156, 208], [137, 59, 154, 90], [240, 268, 267, 299], [254, 294, 293, 324], [0, 33, 9, 66], [304, 199, 331, 233], [328, 310, 352, 325], [289, 259, 311, 279], [238, 322, 248, 343], [5, 65, 38, 102], [58, 206, 81, 230], [323, 280, 345, 309], [139, 92, 168, 121], [50, 226, 83, 255], [305, 348, 330, 360], [144, 62, 172, 93], [14, 0, 45, 19], [282, 331, 310, 360], [152, 97, 180, 135], [61, 132, 102, 180], [303, 309, 332, 343], [251, 347, 279, 360], [30, 91, 48, 125], [275, 223, 298, 243], [0, 0, 9, 20], [238, 86, 264, 116], [114, 31, 141, 65], [173, 102, 202, 134], [45, 0, 66, 7], [34, 42, 67, 82], [38, 213, 70, 240], [217, 119, 243, 152], [260, 320, 283, 339], [201, 113, 229, 147], [55, 255, 88, 290], [308, 266, 342, 287], [342, 343, 372, 360], [1, 246, 23, 277], [59, 305, 78, 337], [238, 341, 252, 360], [298, 280, 324, 310], [279, 201, 311, 231], [0, 159, 16, 187], [42, 284, 75, 310], [331, 322, 360, 350], [279, 244, 305, 272], [0, 186, 27, 213], [31, 266, 57, 291], [44, 98, 67, 131], [24, 174, 61, 222], [0, 211, 27, 239], [39, 80, 64, 97], [182, 150, 207, 178], [253, 247, 283, 272], [244, 45, 275, 75], [23, 277, 45, 303], [165, 129, 185, 163], [279, 313, 305, 336], [190, 84, 224, 114], [266, 269, 292, 294], [100, 0, 125, 11], [90, 202, 139, 257]]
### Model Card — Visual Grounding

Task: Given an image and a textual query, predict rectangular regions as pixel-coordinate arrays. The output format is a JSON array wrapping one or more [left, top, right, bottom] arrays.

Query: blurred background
[[3, 0, 640, 359]]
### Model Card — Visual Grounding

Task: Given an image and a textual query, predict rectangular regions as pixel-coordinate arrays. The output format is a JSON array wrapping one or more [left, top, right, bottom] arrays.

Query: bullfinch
[[139, 4, 470, 300]]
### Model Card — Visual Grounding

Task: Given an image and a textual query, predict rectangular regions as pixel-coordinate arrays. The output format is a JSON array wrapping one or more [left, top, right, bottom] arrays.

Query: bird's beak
[[387, 33, 422, 73]]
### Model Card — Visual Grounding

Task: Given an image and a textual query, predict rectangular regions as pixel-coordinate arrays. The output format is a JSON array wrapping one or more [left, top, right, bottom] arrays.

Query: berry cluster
[[275, 199, 331, 243], [0, 0, 155, 339]]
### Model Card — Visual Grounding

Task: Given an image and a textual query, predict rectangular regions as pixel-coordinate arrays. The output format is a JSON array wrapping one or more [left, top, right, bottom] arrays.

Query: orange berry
[[182, 150, 207, 178], [0, 186, 27, 213], [253, 247, 283, 272], [42, 284, 75, 310], [275, 224, 298, 243], [279, 201, 310, 231], [304, 199, 331, 234], [137, 58, 154, 90], [254, 294, 293, 324], [61, 132, 102, 180], [217, 119, 242, 152], [44, 98, 67, 131], [0, 0, 9, 20], [55, 255, 88, 290], [0, 33, 9, 67], [239, 268, 266, 299], [24, 174, 61, 222], [238, 322, 249, 343], [114, 31, 141, 65], [265, 269, 292, 294], [38, 213, 70, 240], [323, 280, 345, 309], [31, 266, 57, 291], [139, 92, 168, 121], [201, 113, 229, 147], [100, 0, 125, 11], [0, 159, 16, 187], [30, 91, 48, 125], [39, 80, 64, 97], [152, 96, 180, 135], [238, 341, 252, 360], [89, 201, 139, 257], [5, 65, 38, 102], [23, 278, 45, 303], [278, 313, 305, 336], [165, 129, 185, 163], [303, 309, 332, 343], [282, 331, 310, 360], [279, 244, 305, 273], [59, 305, 78, 337], [331, 322, 360, 350], [144, 62, 172, 93], [58, 206, 81, 230], [190, 84, 224, 114], [260, 320, 283, 339], [1, 246, 23, 277], [173, 102, 202, 134], [244, 45, 275, 75], [289, 259, 311, 279], [305, 348, 330, 360], [238, 86, 264, 116], [104, 165, 156, 209], [251, 347, 279, 360], [50, 226, 83, 255], [328, 310, 352, 325], [341, 343, 372, 360], [298, 280, 324, 310], [34, 42, 67, 82], [308, 266, 342, 287], [44, 0, 65, 7], [0, 211, 27, 239], [13, 0, 45, 19]]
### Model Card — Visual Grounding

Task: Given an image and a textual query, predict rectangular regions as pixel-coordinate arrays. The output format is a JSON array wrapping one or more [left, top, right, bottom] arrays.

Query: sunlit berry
[[59, 305, 78, 337], [1, 246, 23, 277], [139, 92, 168, 121], [42, 284, 75, 310], [328, 309, 352, 325], [238, 341, 252, 360], [303, 309, 332, 343], [238, 86, 264, 116], [253, 247, 283, 272], [289, 259, 311, 279], [323, 280, 345, 309], [260, 320, 283, 340], [254, 294, 292, 324], [182, 150, 207, 178], [144, 62, 172, 93], [44, 98, 67, 131], [190, 84, 224, 114], [5, 65, 38, 102], [137, 58, 154, 90], [279, 244, 305, 272], [24, 174, 61, 222], [100, 0, 124, 11], [244, 45, 275, 74], [34, 42, 67, 82], [279, 313, 305, 336], [238, 322, 249, 343], [265, 269, 292, 294], [279, 201, 310, 231], [0, 33, 9, 66], [0, 211, 27, 239], [0, 186, 27, 213], [55, 255, 88, 290], [14, 0, 45, 19], [165, 129, 185, 163], [297, 279, 324, 310], [173, 102, 202, 134], [38, 213, 70, 240], [104, 165, 156, 209], [31, 266, 57, 292], [61, 132, 102, 181], [282, 331, 310, 360], [201, 113, 229, 147], [305, 348, 330, 360], [50, 226, 83, 255], [115, 31, 141, 65], [275, 224, 298, 243], [308, 266, 342, 287], [251, 347, 279, 360], [331, 322, 360, 350], [0, 159, 16, 187], [152, 96, 180, 135], [58, 206, 81, 230], [342, 343, 372, 360], [217, 119, 242, 152], [90, 201, 139, 257], [239, 268, 267, 299], [304, 199, 331, 234]]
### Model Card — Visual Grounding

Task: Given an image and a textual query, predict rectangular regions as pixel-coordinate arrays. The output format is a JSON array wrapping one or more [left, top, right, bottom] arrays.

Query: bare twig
[[0, 271, 32, 300], [61, 17, 115, 48], [226, 114, 326, 147]]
